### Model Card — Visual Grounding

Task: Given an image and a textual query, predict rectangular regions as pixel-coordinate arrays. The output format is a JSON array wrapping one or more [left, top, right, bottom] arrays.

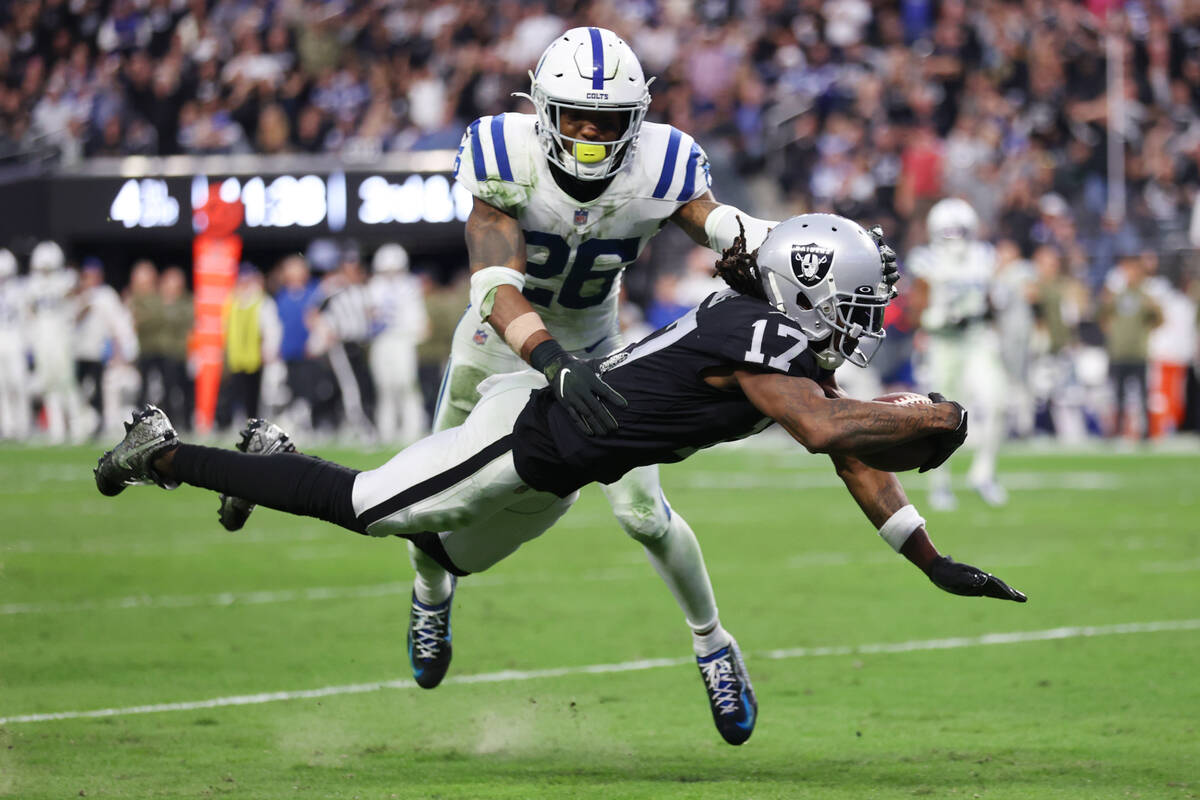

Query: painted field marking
[[3, 619, 1197, 725]]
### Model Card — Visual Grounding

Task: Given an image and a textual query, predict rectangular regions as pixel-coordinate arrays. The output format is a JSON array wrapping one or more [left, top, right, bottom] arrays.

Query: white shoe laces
[[700, 655, 740, 715], [410, 605, 448, 660]]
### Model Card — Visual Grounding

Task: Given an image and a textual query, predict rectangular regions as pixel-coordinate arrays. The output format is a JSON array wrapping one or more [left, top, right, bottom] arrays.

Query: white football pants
[[918, 325, 1006, 491], [409, 308, 720, 630], [369, 335, 426, 444], [0, 333, 30, 439]]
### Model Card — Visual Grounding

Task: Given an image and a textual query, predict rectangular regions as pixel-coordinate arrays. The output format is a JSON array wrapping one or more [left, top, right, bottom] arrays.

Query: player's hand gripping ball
[[856, 392, 937, 473], [574, 142, 607, 163]]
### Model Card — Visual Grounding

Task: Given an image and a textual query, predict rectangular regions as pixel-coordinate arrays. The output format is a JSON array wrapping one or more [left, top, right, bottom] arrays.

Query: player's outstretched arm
[[830, 453, 1026, 602], [735, 370, 961, 455], [466, 198, 626, 436]]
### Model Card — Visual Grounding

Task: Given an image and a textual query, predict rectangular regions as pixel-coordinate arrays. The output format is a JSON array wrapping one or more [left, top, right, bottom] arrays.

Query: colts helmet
[[516, 27, 652, 181], [30, 240, 65, 273], [372, 243, 410, 274], [927, 198, 979, 246], [755, 214, 893, 368]]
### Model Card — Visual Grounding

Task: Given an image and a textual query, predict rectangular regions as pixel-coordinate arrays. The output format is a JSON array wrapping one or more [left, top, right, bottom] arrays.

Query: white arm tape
[[704, 204, 777, 253], [470, 266, 526, 321], [878, 504, 926, 553]]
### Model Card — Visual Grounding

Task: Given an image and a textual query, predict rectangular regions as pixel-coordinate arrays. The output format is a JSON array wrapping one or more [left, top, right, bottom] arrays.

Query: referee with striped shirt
[[316, 248, 376, 434]]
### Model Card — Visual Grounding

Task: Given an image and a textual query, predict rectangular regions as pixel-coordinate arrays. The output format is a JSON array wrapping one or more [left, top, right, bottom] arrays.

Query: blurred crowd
[[0, 239, 467, 443], [1, 0, 1200, 445], [3, 0, 1199, 253]]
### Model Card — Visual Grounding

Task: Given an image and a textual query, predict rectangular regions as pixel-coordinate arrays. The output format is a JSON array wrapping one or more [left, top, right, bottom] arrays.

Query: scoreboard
[[4, 151, 471, 251]]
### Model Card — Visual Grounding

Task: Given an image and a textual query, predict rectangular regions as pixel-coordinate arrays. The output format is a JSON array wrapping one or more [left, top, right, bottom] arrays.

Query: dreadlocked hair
[[713, 216, 767, 300]]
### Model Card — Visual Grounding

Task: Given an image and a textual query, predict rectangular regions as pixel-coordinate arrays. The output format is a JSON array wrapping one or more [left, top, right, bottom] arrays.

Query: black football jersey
[[511, 290, 832, 496]]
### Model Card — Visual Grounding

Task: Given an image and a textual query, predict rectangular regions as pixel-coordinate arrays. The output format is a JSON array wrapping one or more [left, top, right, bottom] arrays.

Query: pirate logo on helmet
[[790, 243, 834, 287]]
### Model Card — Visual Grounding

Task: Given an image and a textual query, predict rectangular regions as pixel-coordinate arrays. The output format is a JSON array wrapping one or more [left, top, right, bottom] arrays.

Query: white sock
[[639, 512, 720, 632], [691, 622, 732, 658], [407, 540, 453, 606]]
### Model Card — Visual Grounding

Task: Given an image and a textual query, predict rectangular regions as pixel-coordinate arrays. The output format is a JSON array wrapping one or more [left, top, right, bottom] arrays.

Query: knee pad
[[611, 494, 671, 544]]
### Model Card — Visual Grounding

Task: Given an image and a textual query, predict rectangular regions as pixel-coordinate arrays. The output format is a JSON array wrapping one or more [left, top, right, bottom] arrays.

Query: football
[[857, 392, 936, 473]]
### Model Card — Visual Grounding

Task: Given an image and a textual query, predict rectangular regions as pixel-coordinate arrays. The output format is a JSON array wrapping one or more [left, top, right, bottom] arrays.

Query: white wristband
[[470, 266, 526, 321], [878, 504, 925, 553]]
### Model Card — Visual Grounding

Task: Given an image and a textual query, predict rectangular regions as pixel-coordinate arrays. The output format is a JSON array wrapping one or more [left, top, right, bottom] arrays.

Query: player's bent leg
[[600, 467, 756, 745], [601, 468, 719, 630]]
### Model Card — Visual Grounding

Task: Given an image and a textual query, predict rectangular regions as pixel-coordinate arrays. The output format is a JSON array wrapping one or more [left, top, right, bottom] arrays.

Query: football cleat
[[971, 481, 1008, 507], [217, 419, 296, 532], [929, 487, 958, 512], [697, 637, 757, 746], [94, 405, 179, 496], [407, 577, 456, 690]]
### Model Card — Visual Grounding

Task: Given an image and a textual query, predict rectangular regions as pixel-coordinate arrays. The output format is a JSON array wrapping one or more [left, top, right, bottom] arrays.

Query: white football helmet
[[372, 243, 409, 274], [30, 240, 65, 273], [0, 248, 15, 279], [927, 198, 979, 247], [755, 214, 892, 368], [515, 27, 652, 181]]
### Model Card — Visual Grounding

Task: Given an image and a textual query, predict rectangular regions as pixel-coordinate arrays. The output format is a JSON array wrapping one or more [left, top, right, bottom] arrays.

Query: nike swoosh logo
[[735, 690, 756, 731], [558, 368, 570, 395], [583, 335, 608, 353]]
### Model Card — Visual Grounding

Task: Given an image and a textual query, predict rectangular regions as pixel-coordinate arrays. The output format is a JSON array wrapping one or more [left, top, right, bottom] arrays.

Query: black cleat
[[217, 419, 296, 531], [697, 637, 758, 745], [407, 577, 456, 689], [94, 405, 178, 496]]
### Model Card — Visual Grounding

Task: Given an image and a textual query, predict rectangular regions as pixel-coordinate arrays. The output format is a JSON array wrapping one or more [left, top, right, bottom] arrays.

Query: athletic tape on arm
[[704, 204, 776, 253], [503, 311, 546, 355], [470, 266, 526, 321], [877, 504, 926, 552]]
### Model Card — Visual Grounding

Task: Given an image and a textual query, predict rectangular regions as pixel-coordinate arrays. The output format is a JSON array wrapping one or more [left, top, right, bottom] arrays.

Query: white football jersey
[[369, 273, 429, 341], [0, 277, 26, 335], [907, 240, 997, 332], [454, 113, 711, 352]]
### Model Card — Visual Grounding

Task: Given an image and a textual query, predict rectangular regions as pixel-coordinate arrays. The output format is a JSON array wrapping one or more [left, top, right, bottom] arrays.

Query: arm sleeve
[[703, 203, 777, 254]]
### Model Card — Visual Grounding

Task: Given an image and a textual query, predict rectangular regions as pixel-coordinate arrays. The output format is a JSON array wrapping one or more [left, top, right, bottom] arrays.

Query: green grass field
[[2, 439, 1199, 799]]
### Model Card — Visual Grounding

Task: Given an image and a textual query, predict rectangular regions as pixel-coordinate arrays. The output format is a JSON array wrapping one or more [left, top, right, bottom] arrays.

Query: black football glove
[[530, 340, 628, 436], [919, 392, 968, 473], [868, 225, 900, 299], [925, 555, 1027, 602]]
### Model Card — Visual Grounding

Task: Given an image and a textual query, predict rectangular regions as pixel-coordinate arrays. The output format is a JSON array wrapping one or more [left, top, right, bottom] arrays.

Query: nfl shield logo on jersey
[[574, 208, 589, 226], [790, 243, 834, 287], [473, 328, 489, 345]]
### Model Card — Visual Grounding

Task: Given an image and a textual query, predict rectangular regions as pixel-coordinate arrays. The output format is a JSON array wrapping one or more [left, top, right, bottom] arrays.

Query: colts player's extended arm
[[816, 374, 1028, 603], [466, 196, 628, 436], [671, 191, 777, 254], [466, 196, 546, 358]]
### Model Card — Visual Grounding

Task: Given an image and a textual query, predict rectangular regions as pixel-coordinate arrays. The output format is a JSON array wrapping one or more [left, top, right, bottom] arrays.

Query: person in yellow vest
[[216, 263, 281, 430]]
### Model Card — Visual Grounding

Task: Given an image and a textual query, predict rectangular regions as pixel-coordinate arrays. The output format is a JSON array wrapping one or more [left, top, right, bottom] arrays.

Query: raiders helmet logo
[[791, 243, 834, 287]]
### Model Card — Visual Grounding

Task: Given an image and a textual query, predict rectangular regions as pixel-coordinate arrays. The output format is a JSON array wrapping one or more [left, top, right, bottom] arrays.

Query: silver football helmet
[[372, 243, 409, 274], [30, 240, 65, 273], [515, 27, 652, 181], [755, 214, 893, 368], [0, 248, 15, 280], [927, 198, 979, 256]]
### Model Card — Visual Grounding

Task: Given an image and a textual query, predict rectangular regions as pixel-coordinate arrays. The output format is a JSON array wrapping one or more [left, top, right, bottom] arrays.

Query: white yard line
[[3, 619, 1197, 725]]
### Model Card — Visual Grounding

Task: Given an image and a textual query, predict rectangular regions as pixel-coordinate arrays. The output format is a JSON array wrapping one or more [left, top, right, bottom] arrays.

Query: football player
[[96, 214, 1026, 747], [907, 199, 1008, 510], [409, 26, 786, 725], [0, 248, 31, 440]]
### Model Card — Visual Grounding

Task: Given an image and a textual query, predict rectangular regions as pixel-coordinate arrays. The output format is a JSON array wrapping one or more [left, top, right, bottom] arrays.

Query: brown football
[[857, 392, 936, 472]]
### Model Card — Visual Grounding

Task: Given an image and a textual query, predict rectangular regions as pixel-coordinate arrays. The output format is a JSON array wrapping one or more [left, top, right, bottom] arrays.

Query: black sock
[[170, 444, 365, 534]]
